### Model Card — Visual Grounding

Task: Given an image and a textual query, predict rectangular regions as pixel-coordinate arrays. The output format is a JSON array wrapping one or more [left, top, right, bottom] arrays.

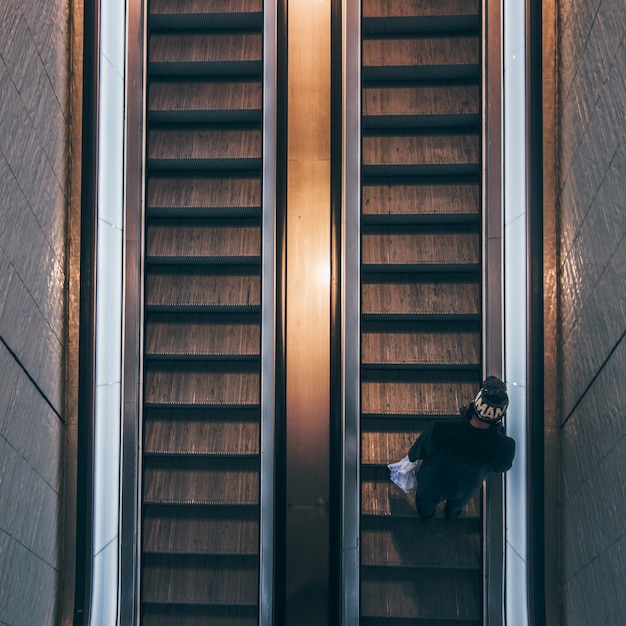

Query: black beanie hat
[[472, 376, 509, 423]]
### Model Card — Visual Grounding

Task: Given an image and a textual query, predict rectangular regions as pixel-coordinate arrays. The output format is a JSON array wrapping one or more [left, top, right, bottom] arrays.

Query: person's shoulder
[[500, 431, 516, 461], [434, 415, 467, 436]]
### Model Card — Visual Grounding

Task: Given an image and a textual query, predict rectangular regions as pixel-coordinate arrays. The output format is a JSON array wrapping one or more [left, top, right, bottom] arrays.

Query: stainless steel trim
[[342, 0, 361, 623], [120, 0, 146, 623], [260, 0, 277, 622], [481, 0, 506, 624]]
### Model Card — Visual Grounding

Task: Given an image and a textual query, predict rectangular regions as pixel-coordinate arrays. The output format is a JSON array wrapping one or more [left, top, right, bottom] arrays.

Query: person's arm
[[408, 423, 437, 462], [493, 438, 516, 472]]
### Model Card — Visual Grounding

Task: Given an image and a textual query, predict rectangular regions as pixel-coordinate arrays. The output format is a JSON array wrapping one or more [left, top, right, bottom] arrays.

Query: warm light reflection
[[285, 0, 331, 621]]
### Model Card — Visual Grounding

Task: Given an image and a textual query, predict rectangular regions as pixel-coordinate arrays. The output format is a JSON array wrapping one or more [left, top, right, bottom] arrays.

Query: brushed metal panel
[[285, 0, 331, 621]]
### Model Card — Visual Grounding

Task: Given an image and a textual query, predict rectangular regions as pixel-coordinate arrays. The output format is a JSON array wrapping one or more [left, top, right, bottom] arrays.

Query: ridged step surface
[[150, 0, 262, 30], [360, 1, 483, 622], [149, 81, 262, 123], [141, 0, 263, 621], [362, 0, 480, 35]]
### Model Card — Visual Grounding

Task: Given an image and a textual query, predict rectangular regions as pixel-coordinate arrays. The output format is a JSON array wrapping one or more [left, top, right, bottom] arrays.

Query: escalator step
[[142, 603, 257, 626], [362, 228, 479, 271], [361, 373, 477, 417], [146, 273, 260, 312], [144, 456, 259, 505], [362, 413, 459, 423], [150, 0, 262, 31], [361, 428, 429, 466], [362, 37, 479, 82], [362, 133, 479, 178], [362, 610, 481, 625], [146, 314, 259, 359], [149, 33, 262, 76], [362, 279, 479, 318], [147, 177, 261, 219], [362, 85, 479, 131], [142, 553, 258, 605], [144, 416, 259, 456], [362, 0, 479, 35], [361, 568, 480, 621], [143, 0, 263, 620], [145, 362, 259, 408], [362, 183, 478, 225], [144, 505, 259, 556], [146, 222, 260, 266], [148, 129, 262, 170], [362, 326, 480, 368], [361, 515, 480, 569], [361, 479, 480, 519], [149, 81, 262, 124]]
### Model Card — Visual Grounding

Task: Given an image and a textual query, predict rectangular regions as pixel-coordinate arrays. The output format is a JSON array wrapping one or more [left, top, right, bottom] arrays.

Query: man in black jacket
[[408, 376, 516, 519]]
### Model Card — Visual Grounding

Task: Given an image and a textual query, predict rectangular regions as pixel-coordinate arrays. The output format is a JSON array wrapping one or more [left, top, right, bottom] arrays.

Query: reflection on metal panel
[[91, 0, 127, 624], [504, 0, 529, 622], [285, 0, 331, 622]]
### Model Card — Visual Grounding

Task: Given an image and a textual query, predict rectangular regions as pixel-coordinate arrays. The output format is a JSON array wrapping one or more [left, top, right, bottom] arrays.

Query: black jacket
[[408, 414, 515, 503]]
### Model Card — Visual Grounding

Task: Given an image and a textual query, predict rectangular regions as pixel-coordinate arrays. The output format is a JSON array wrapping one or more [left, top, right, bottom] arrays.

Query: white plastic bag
[[387, 455, 421, 493]]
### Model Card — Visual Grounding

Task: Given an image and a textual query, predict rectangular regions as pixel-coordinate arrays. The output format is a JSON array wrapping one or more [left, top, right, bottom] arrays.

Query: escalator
[[134, 0, 491, 623], [359, 1, 484, 623], [141, 1, 264, 624]]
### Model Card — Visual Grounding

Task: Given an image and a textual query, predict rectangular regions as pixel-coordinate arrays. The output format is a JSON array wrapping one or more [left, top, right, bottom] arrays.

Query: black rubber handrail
[[74, 0, 99, 623]]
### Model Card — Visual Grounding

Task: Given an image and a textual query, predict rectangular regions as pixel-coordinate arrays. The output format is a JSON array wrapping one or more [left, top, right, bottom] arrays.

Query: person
[[408, 376, 515, 519]]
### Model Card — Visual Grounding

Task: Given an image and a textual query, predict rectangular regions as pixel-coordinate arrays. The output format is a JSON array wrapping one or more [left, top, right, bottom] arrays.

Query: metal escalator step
[[361, 477, 480, 519], [361, 568, 481, 621], [361, 429, 421, 465], [361, 515, 480, 569], [147, 177, 261, 219], [146, 222, 260, 266], [144, 507, 258, 556], [362, 326, 480, 369], [362, 37, 479, 82], [149, 81, 262, 124], [146, 314, 259, 359], [142, 553, 259, 605], [362, 262, 479, 274], [142, 604, 257, 626], [150, 0, 262, 31], [362, 412, 458, 422], [144, 352, 259, 362], [362, 279, 479, 318], [149, 33, 262, 77], [362, 182, 478, 225], [145, 362, 259, 408], [144, 414, 259, 456], [143, 456, 259, 505], [148, 129, 262, 170], [361, 372, 478, 417], [362, 133, 479, 178], [362, 228, 479, 269], [146, 272, 260, 311], [362, 85, 479, 131], [363, 0, 479, 35], [359, 616, 482, 626], [146, 255, 260, 266], [361, 362, 478, 371]]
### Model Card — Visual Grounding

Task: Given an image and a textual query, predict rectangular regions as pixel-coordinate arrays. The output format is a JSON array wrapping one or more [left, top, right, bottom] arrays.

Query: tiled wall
[[558, 0, 626, 623], [0, 0, 69, 623]]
